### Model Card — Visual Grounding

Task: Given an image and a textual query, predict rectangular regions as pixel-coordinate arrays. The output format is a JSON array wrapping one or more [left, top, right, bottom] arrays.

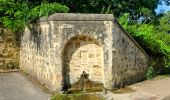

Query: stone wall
[[0, 26, 19, 69], [111, 20, 149, 88], [20, 13, 149, 92], [63, 36, 104, 85]]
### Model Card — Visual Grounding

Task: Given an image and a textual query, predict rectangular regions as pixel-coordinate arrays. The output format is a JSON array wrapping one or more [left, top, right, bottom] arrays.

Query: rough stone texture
[[63, 36, 104, 85], [111, 20, 149, 89], [20, 13, 149, 91], [0, 26, 19, 69]]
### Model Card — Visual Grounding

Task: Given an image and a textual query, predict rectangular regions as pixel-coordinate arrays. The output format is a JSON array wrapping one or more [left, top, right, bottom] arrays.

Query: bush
[[146, 65, 154, 79], [119, 13, 170, 74], [0, 0, 69, 32]]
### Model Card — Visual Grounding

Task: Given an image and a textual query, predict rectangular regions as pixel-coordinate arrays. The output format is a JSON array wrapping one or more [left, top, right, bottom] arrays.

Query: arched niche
[[62, 35, 104, 90]]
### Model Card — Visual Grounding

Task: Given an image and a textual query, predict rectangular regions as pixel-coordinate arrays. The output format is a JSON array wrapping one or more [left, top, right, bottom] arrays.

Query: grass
[[112, 87, 136, 94], [51, 93, 104, 100], [67, 87, 103, 94], [154, 74, 170, 80]]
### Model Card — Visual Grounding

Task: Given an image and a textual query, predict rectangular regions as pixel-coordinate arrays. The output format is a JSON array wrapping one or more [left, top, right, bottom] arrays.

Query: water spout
[[80, 71, 89, 94]]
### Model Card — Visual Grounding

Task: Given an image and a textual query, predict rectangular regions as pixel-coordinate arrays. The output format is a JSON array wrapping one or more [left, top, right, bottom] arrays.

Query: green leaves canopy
[[0, 0, 69, 32], [119, 13, 170, 70]]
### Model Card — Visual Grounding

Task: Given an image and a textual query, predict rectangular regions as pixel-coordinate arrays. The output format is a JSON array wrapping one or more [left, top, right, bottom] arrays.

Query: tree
[[156, 11, 170, 68], [2, 0, 168, 24], [13, 0, 162, 22], [119, 13, 170, 73], [157, 11, 170, 34], [0, 0, 69, 32]]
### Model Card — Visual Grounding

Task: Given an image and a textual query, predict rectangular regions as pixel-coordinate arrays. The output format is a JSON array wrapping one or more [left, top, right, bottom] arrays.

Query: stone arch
[[62, 35, 104, 90]]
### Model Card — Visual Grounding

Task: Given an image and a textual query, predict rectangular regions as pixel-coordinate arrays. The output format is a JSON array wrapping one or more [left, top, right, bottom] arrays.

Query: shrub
[[119, 13, 170, 74], [0, 0, 69, 32]]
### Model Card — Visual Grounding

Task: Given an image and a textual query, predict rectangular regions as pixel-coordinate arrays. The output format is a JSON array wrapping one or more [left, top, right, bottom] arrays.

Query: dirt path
[[0, 71, 170, 100], [103, 76, 170, 100], [0, 72, 50, 100], [130, 76, 170, 99]]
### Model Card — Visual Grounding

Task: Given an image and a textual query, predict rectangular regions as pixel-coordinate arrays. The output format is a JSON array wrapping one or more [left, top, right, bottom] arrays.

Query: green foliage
[[0, 0, 69, 32], [158, 11, 170, 32], [118, 13, 129, 29], [50, 93, 103, 100], [28, 2, 69, 21], [156, 11, 170, 46], [51, 93, 69, 100], [0, 0, 29, 32], [119, 13, 169, 56], [21, 0, 167, 23], [119, 13, 170, 73], [0, 62, 19, 70], [0, 0, 168, 32], [131, 24, 169, 56], [146, 65, 154, 79]]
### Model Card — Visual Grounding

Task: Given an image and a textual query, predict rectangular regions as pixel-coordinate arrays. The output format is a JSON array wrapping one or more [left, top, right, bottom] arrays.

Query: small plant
[[51, 93, 70, 100], [0, 61, 19, 70], [50, 93, 103, 100], [146, 65, 154, 79]]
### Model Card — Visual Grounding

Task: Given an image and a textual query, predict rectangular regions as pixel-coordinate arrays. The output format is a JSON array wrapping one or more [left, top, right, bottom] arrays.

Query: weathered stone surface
[[63, 36, 104, 85], [39, 13, 114, 21], [20, 13, 149, 92], [111, 20, 149, 89], [0, 27, 19, 70]]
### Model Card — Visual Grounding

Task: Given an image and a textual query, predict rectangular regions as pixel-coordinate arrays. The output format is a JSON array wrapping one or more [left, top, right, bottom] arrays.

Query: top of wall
[[39, 13, 114, 21], [38, 13, 149, 58]]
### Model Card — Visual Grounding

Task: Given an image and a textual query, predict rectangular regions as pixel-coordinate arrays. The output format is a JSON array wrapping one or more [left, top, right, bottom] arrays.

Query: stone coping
[[39, 13, 114, 21]]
